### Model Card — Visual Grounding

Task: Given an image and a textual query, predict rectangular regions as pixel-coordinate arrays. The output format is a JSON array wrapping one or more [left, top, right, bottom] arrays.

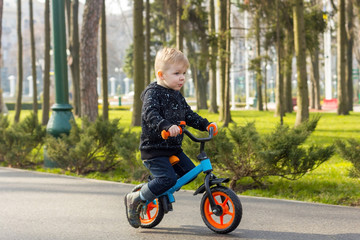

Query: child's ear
[[157, 70, 163, 79]]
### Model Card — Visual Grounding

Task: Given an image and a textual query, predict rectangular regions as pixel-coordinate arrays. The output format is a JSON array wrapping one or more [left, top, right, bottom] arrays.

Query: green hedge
[[6, 103, 42, 110]]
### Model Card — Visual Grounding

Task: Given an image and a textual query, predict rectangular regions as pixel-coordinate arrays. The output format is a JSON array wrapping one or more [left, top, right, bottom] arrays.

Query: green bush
[[0, 115, 10, 163], [335, 138, 360, 178], [0, 113, 46, 168], [5, 102, 42, 110], [45, 117, 142, 175], [259, 116, 334, 180], [183, 116, 334, 190]]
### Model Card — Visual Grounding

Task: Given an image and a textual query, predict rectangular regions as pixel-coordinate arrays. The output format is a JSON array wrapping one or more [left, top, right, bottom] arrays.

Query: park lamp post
[[44, 0, 74, 167]]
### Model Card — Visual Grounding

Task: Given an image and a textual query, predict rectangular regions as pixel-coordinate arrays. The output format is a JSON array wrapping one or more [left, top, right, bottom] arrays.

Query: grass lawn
[[4, 109, 360, 207]]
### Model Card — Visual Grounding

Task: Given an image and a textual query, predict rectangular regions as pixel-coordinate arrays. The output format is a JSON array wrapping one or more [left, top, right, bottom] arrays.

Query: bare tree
[[346, 0, 354, 111], [145, 0, 151, 87], [293, 0, 309, 126], [218, 0, 226, 122], [275, 0, 284, 122], [29, 0, 38, 117], [176, 0, 183, 51], [80, 0, 103, 122], [69, 0, 81, 116], [208, 0, 218, 113], [284, 27, 294, 113], [131, 0, 145, 126], [337, 0, 348, 115], [254, 8, 263, 111], [14, 0, 23, 123], [100, 0, 108, 120], [42, 0, 51, 125], [176, 0, 184, 96], [223, 0, 232, 127]]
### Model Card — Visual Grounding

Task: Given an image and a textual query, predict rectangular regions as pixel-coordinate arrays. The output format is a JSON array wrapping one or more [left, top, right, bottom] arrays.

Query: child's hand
[[168, 125, 181, 137]]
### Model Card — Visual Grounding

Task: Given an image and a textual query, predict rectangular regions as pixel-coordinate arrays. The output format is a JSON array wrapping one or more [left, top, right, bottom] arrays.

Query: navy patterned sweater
[[139, 82, 210, 160]]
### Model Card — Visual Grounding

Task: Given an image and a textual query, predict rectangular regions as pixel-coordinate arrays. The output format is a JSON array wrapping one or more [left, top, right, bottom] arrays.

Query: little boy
[[124, 47, 217, 228]]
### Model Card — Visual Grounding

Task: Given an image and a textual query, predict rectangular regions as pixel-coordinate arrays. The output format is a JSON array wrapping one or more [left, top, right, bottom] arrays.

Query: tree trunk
[[14, 0, 23, 123], [65, 0, 71, 36], [176, 0, 184, 96], [131, 0, 145, 127], [208, 0, 218, 113], [310, 47, 321, 110], [337, 0, 348, 115], [185, 39, 199, 109], [198, 27, 209, 110], [42, 0, 51, 125], [69, 0, 81, 116], [80, 0, 102, 122], [100, 0, 108, 120], [223, 0, 231, 127], [29, 0, 38, 117], [309, 71, 315, 109], [145, 0, 151, 87], [264, 50, 268, 111], [255, 9, 263, 111], [293, 0, 309, 126], [346, 0, 354, 111], [284, 28, 293, 113], [218, 0, 226, 122], [275, 0, 284, 122], [176, 0, 183, 51]]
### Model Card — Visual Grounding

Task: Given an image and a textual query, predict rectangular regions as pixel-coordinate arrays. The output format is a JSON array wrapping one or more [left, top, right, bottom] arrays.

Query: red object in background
[[323, 98, 338, 109]]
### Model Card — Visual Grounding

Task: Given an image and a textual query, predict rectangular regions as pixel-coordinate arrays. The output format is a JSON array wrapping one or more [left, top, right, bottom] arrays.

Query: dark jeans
[[143, 151, 195, 196]]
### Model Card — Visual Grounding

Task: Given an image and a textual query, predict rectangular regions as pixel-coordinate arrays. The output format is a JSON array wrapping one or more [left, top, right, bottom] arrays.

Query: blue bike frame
[[158, 158, 213, 203]]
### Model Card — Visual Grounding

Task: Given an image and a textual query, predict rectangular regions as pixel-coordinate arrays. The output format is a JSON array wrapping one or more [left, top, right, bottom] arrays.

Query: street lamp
[[44, 0, 74, 168]]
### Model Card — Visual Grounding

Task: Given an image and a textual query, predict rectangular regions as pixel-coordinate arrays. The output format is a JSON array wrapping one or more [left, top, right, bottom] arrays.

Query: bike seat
[[169, 155, 180, 166]]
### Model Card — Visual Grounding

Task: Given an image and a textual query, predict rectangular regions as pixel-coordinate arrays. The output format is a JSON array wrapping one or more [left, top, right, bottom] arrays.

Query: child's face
[[158, 64, 187, 91]]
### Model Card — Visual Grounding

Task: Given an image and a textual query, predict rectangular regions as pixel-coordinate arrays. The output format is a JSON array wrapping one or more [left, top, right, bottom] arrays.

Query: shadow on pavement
[[140, 226, 360, 240]]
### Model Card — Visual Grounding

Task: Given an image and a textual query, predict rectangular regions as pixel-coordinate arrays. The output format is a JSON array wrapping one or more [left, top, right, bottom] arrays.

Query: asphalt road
[[1, 167, 360, 240]]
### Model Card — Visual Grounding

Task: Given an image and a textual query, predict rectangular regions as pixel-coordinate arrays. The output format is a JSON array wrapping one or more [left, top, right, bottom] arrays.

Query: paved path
[[1, 167, 360, 240]]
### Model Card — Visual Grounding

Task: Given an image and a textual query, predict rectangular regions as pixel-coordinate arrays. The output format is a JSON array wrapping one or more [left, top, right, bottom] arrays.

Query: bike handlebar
[[161, 122, 214, 142], [183, 128, 214, 142]]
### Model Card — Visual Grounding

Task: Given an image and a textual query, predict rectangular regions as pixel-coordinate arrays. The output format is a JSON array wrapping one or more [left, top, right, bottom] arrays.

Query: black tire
[[132, 183, 164, 228], [200, 186, 242, 234]]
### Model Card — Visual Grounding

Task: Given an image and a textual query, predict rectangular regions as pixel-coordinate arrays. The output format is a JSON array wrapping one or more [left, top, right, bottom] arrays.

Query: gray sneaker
[[124, 191, 144, 228]]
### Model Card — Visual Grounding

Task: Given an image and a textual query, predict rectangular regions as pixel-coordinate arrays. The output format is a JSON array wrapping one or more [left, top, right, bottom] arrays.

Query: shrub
[[46, 117, 142, 175], [183, 117, 334, 190], [0, 113, 46, 168], [260, 116, 334, 181], [0, 115, 10, 163], [335, 138, 360, 178]]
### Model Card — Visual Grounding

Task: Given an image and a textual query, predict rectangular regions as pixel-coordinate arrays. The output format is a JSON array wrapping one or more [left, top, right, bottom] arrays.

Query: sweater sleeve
[[142, 89, 173, 132], [182, 97, 210, 131]]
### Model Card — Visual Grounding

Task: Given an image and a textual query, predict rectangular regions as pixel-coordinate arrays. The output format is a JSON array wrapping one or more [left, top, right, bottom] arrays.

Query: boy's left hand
[[207, 122, 218, 136]]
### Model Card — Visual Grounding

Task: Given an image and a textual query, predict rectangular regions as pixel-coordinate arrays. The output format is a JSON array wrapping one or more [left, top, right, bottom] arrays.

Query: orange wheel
[[200, 187, 242, 234], [131, 183, 164, 228]]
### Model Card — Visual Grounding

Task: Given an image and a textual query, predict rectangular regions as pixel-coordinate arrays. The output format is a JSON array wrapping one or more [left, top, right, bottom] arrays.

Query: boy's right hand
[[167, 125, 181, 137]]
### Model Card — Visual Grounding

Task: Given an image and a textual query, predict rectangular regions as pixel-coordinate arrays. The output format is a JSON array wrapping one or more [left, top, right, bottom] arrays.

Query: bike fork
[[204, 173, 223, 216]]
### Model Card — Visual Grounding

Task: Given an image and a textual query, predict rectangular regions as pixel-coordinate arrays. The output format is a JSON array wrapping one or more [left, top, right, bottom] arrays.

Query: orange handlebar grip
[[178, 126, 183, 135], [161, 130, 170, 139]]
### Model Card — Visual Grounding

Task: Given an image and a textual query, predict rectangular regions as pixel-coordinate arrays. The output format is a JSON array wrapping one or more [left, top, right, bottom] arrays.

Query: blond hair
[[154, 47, 189, 75]]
